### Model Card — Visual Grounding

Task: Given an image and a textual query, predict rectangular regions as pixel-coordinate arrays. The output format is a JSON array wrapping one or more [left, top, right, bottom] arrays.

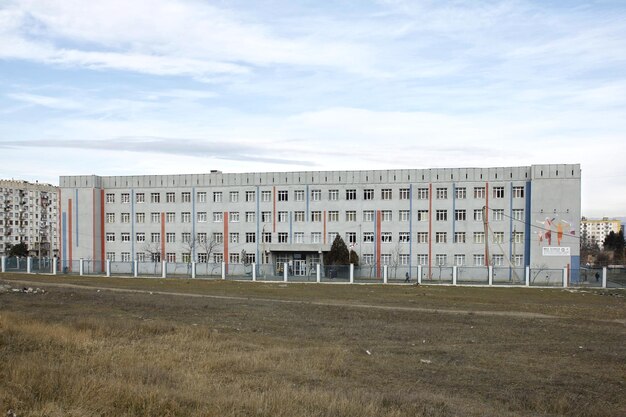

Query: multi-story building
[[580, 217, 621, 248], [0, 180, 59, 257], [58, 164, 580, 277]]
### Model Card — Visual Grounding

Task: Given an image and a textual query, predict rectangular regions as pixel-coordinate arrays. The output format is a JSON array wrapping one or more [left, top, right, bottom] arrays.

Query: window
[[213, 192, 222, 203], [311, 232, 321, 243], [382, 210, 392, 222], [229, 253, 240, 264], [454, 254, 465, 266], [346, 211, 356, 222], [181, 212, 191, 223], [197, 212, 207, 222], [136, 193, 145, 203], [262, 232, 271, 243], [474, 232, 485, 244], [435, 232, 447, 243], [246, 232, 256, 243], [417, 254, 428, 265], [277, 190, 288, 201], [399, 188, 410, 200], [346, 232, 357, 244], [294, 190, 304, 201], [106, 252, 115, 261], [417, 188, 429, 199], [417, 210, 429, 221], [364, 189, 374, 200], [492, 186, 505, 199], [513, 209, 524, 221], [436, 254, 447, 266], [261, 191, 271, 202], [182, 253, 191, 263], [121, 252, 131, 262], [151, 233, 160, 243], [455, 209, 466, 221], [213, 233, 223, 243], [455, 187, 466, 199], [230, 233, 239, 243], [182, 233, 191, 243], [493, 232, 504, 243], [106, 233, 115, 242], [363, 254, 374, 264], [474, 209, 483, 221], [436, 210, 447, 221], [492, 209, 504, 221], [136, 252, 146, 262], [381, 232, 392, 242], [151, 193, 160, 203], [245, 191, 255, 202], [151, 253, 161, 263], [166, 192, 175, 203], [294, 232, 304, 243], [363, 232, 374, 242], [164, 212, 173, 223], [311, 211, 321, 222], [198, 253, 208, 263], [399, 210, 410, 222], [197, 233, 207, 243], [106, 213, 115, 223], [474, 254, 485, 266], [381, 189, 392, 200], [513, 232, 524, 244], [230, 212, 240, 222], [261, 211, 271, 222], [277, 211, 288, 223], [513, 186, 524, 198], [230, 191, 239, 202], [166, 233, 175, 243], [182, 192, 191, 203], [396, 254, 408, 265], [106, 193, 115, 203], [474, 187, 485, 199], [164, 253, 174, 262], [246, 212, 255, 222], [381, 254, 391, 265], [436, 188, 447, 199], [492, 254, 504, 266], [121, 193, 130, 203], [345, 189, 356, 200], [328, 211, 339, 222], [121, 233, 130, 242], [328, 189, 338, 200], [213, 212, 223, 222], [121, 213, 130, 223], [417, 232, 428, 243], [513, 255, 523, 266], [213, 253, 223, 263], [245, 253, 256, 264], [197, 192, 206, 203], [278, 232, 288, 243], [311, 189, 321, 201], [454, 232, 466, 243], [136, 233, 145, 242], [363, 210, 374, 222], [399, 232, 410, 243]]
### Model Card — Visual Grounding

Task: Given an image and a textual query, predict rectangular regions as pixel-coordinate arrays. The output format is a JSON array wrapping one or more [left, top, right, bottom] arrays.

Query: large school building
[[58, 164, 581, 278]]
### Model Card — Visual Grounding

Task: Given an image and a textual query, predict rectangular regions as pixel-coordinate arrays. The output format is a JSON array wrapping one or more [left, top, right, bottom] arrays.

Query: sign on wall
[[542, 247, 571, 256]]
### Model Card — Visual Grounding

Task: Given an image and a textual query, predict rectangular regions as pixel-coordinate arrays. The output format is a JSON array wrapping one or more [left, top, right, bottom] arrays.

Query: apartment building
[[58, 164, 581, 277], [580, 217, 622, 248], [0, 179, 59, 257]]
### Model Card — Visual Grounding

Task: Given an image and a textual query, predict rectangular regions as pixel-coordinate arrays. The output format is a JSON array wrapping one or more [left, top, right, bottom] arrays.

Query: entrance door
[[293, 260, 306, 276]]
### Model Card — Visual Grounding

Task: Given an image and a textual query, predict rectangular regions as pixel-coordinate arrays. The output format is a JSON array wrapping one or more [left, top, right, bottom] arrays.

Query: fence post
[[191, 262, 196, 279], [162, 261, 167, 278], [316, 263, 321, 283], [525, 266, 530, 286], [283, 262, 288, 282], [106, 259, 111, 277], [252, 263, 256, 281], [221, 262, 225, 280], [0, 256, 5, 273], [133, 260, 138, 278], [79, 258, 84, 276], [350, 263, 354, 284], [383, 265, 388, 284], [602, 267, 607, 289], [562, 267, 568, 288], [488, 266, 493, 286], [452, 266, 457, 285], [52, 258, 57, 275], [417, 265, 422, 285], [26, 257, 32, 274]]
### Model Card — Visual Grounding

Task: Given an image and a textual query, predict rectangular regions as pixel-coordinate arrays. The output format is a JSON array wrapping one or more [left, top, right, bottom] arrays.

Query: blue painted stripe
[[306, 184, 310, 221], [451, 182, 456, 244], [508, 183, 513, 280], [192, 187, 196, 261], [409, 184, 413, 278], [256, 185, 260, 266], [524, 181, 532, 267], [289, 211, 293, 244], [131, 189, 135, 260]]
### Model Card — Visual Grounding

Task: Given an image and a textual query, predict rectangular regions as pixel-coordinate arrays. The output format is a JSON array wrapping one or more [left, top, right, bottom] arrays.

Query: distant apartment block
[[580, 217, 622, 248], [0, 179, 59, 257], [58, 164, 581, 276]]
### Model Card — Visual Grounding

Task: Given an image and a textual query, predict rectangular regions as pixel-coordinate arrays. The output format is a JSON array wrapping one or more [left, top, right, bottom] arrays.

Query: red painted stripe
[[273, 186, 276, 233], [57, 190, 62, 261], [428, 183, 432, 279], [93, 189, 97, 263], [161, 212, 166, 260], [100, 189, 105, 272], [485, 181, 489, 267], [68, 199, 73, 271], [376, 210, 382, 279], [224, 211, 229, 273]]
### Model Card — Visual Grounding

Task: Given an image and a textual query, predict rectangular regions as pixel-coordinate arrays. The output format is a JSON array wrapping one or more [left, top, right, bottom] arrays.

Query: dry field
[[0, 274, 624, 417]]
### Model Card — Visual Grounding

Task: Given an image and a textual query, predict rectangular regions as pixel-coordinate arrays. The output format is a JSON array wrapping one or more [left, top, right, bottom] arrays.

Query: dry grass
[[0, 274, 625, 416]]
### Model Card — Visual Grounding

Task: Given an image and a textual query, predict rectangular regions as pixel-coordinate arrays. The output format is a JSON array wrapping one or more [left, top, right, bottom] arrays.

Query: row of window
[[105, 251, 256, 264], [105, 186, 525, 204], [105, 230, 524, 245], [105, 209, 525, 224]]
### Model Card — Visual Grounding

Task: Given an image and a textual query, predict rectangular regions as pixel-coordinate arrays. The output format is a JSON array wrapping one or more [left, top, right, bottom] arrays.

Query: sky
[[0, 0, 625, 218]]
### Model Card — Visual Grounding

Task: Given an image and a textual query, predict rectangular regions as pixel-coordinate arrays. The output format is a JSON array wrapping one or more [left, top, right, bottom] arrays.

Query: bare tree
[[142, 242, 162, 274], [197, 236, 222, 275], [389, 241, 403, 279]]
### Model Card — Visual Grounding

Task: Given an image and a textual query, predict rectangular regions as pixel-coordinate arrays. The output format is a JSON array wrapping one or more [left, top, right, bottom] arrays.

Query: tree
[[603, 230, 625, 264], [349, 249, 359, 266], [9, 242, 28, 257], [324, 235, 350, 265]]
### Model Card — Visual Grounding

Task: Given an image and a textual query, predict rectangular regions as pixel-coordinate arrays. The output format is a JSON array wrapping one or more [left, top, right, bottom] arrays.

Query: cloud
[[6, 92, 81, 109]]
